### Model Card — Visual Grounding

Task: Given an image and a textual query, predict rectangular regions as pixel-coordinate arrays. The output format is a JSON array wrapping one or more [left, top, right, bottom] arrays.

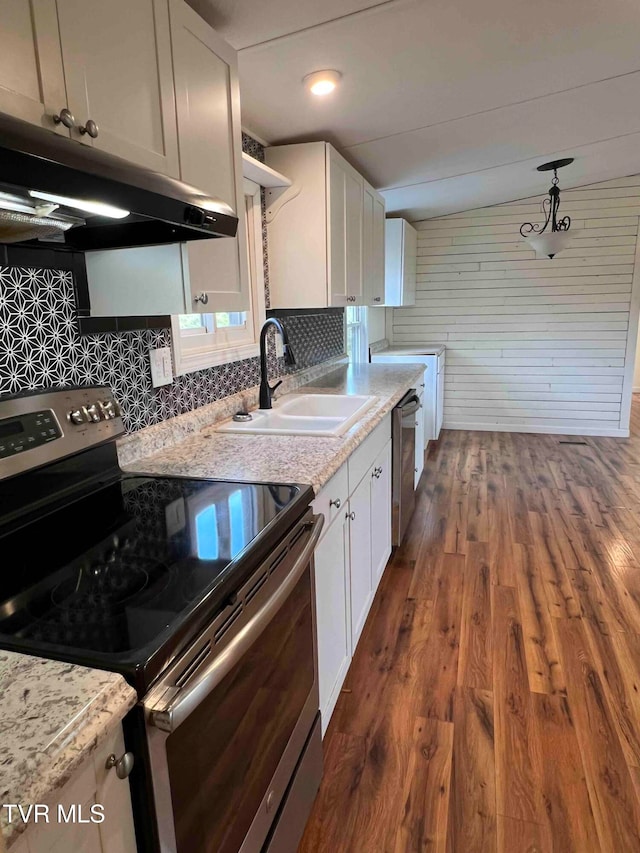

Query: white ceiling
[[194, 0, 640, 219]]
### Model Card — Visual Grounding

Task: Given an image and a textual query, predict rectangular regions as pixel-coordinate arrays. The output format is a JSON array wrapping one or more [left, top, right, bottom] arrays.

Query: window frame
[[171, 178, 266, 375], [346, 306, 369, 364]]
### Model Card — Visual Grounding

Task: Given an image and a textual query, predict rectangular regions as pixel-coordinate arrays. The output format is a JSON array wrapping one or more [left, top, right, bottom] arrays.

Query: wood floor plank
[[496, 815, 549, 853], [555, 618, 640, 852], [448, 688, 497, 853], [513, 542, 566, 695], [532, 693, 600, 852], [394, 717, 454, 853], [457, 543, 493, 690], [493, 585, 544, 824]]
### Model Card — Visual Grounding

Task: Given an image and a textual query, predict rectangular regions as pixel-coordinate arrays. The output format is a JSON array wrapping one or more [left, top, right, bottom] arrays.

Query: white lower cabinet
[[312, 415, 393, 735], [12, 724, 137, 853], [348, 474, 373, 651], [313, 509, 351, 735], [415, 390, 425, 488], [370, 441, 392, 586]]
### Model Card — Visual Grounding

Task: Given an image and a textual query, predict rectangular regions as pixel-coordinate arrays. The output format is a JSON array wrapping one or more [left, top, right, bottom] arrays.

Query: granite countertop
[[0, 651, 136, 848], [124, 362, 425, 493]]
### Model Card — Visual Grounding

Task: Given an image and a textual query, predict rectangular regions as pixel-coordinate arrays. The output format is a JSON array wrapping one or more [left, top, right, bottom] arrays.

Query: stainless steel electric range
[[0, 386, 324, 853]]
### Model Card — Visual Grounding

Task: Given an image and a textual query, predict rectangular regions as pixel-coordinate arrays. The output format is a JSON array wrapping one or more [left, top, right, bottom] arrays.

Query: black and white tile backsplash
[[0, 265, 345, 432], [0, 132, 345, 432]]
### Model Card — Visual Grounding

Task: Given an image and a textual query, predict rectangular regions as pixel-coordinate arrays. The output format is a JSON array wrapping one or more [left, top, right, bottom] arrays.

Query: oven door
[[142, 510, 324, 853]]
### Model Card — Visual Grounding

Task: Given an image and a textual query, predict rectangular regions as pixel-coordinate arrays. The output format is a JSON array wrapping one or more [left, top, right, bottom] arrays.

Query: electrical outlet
[[149, 347, 173, 388]]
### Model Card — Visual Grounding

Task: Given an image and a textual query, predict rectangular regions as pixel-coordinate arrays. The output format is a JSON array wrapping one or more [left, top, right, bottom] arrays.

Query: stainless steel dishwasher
[[392, 389, 422, 547]]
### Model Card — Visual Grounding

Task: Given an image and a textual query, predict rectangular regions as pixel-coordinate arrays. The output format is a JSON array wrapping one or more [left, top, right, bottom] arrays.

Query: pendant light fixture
[[520, 158, 576, 258]]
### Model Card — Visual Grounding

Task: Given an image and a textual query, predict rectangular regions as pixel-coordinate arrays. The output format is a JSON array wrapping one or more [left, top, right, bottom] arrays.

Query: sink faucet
[[259, 318, 296, 409]]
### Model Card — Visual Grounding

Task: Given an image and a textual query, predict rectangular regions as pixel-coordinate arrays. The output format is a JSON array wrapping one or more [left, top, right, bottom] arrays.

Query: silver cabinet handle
[[105, 752, 134, 779], [53, 108, 75, 128], [193, 293, 209, 305], [346, 510, 356, 520], [329, 498, 341, 509], [346, 296, 356, 303], [373, 297, 381, 302], [79, 118, 99, 138]]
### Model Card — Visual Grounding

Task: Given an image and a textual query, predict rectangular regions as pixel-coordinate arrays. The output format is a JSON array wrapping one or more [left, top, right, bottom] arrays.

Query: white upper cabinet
[[363, 180, 385, 307], [55, 0, 180, 176], [265, 142, 365, 309], [384, 218, 417, 306], [0, 0, 68, 134], [169, 0, 249, 312], [83, 0, 249, 316]]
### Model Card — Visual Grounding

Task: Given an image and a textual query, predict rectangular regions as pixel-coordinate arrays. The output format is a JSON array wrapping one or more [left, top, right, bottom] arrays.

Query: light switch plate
[[149, 346, 173, 388]]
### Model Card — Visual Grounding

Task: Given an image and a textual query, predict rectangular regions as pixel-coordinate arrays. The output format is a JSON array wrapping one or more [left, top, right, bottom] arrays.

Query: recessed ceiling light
[[304, 70, 342, 96]]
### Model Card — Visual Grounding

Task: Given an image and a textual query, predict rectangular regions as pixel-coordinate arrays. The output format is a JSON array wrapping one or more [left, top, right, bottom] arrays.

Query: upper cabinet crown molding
[[264, 141, 385, 310]]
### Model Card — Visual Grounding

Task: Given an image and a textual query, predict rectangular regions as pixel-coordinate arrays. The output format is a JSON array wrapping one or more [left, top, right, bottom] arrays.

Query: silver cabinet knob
[[372, 466, 382, 478], [193, 293, 209, 305], [329, 498, 341, 509], [79, 118, 99, 138], [346, 296, 356, 303], [105, 752, 134, 779], [346, 510, 356, 520], [53, 107, 75, 128], [373, 297, 381, 302]]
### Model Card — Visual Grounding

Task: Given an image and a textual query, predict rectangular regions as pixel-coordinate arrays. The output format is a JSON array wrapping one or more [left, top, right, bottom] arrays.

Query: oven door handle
[[145, 512, 325, 733]]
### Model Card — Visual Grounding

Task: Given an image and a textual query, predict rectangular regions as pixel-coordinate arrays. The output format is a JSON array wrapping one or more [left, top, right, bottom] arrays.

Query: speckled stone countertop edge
[[0, 652, 136, 846], [122, 363, 427, 496]]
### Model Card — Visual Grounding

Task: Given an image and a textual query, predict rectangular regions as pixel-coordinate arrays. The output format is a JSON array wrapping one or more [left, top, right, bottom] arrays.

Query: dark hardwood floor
[[299, 397, 640, 852]]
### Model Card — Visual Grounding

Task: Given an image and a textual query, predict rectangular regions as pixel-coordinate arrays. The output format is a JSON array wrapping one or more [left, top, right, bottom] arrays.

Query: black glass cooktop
[[0, 474, 311, 693]]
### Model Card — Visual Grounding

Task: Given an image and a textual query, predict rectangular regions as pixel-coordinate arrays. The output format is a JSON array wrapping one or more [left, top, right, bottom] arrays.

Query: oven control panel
[[0, 386, 124, 480], [0, 409, 62, 459]]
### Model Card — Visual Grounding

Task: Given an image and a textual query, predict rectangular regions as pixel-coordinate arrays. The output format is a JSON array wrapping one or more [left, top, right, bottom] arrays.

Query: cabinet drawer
[[348, 415, 391, 494], [312, 464, 349, 534]]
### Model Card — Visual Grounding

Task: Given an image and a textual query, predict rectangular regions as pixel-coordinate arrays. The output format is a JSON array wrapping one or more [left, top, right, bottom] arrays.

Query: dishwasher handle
[[396, 390, 421, 416]]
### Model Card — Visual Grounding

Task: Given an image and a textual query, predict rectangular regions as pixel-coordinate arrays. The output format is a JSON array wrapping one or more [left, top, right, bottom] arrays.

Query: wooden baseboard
[[443, 421, 629, 438]]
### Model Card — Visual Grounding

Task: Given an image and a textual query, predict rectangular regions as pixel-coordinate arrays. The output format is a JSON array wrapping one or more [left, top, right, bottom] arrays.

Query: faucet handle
[[270, 380, 283, 395]]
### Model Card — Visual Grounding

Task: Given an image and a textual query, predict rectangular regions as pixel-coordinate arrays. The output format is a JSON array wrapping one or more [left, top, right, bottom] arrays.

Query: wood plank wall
[[390, 175, 640, 436]]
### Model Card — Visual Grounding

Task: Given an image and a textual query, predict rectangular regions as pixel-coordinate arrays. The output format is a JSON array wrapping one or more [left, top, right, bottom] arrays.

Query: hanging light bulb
[[520, 158, 578, 258]]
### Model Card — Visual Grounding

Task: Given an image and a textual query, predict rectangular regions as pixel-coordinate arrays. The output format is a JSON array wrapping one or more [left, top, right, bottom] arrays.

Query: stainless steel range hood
[[0, 113, 238, 250]]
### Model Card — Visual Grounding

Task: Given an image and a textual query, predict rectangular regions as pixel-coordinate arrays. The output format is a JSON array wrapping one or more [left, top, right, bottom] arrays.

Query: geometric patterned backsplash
[[0, 265, 345, 433]]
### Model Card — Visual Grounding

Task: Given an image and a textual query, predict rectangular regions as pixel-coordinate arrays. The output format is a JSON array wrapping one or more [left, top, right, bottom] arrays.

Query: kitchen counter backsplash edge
[[117, 355, 349, 468]]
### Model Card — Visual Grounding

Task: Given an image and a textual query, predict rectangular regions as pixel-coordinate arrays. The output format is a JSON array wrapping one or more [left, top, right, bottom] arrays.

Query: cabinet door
[[370, 440, 392, 589], [345, 167, 363, 304], [314, 513, 351, 735], [349, 478, 373, 651], [403, 220, 418, 305], [436, 364, 445, 439], [415, 393, 425, 488], [328, 146, 347, 307], [94, 725, 138, 853], [56, 0, 179, 176], [363, 181, 385, 307], [0, 0, 68, 134], [171, 0, 250, 312], [327, 146, 363, 307]]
